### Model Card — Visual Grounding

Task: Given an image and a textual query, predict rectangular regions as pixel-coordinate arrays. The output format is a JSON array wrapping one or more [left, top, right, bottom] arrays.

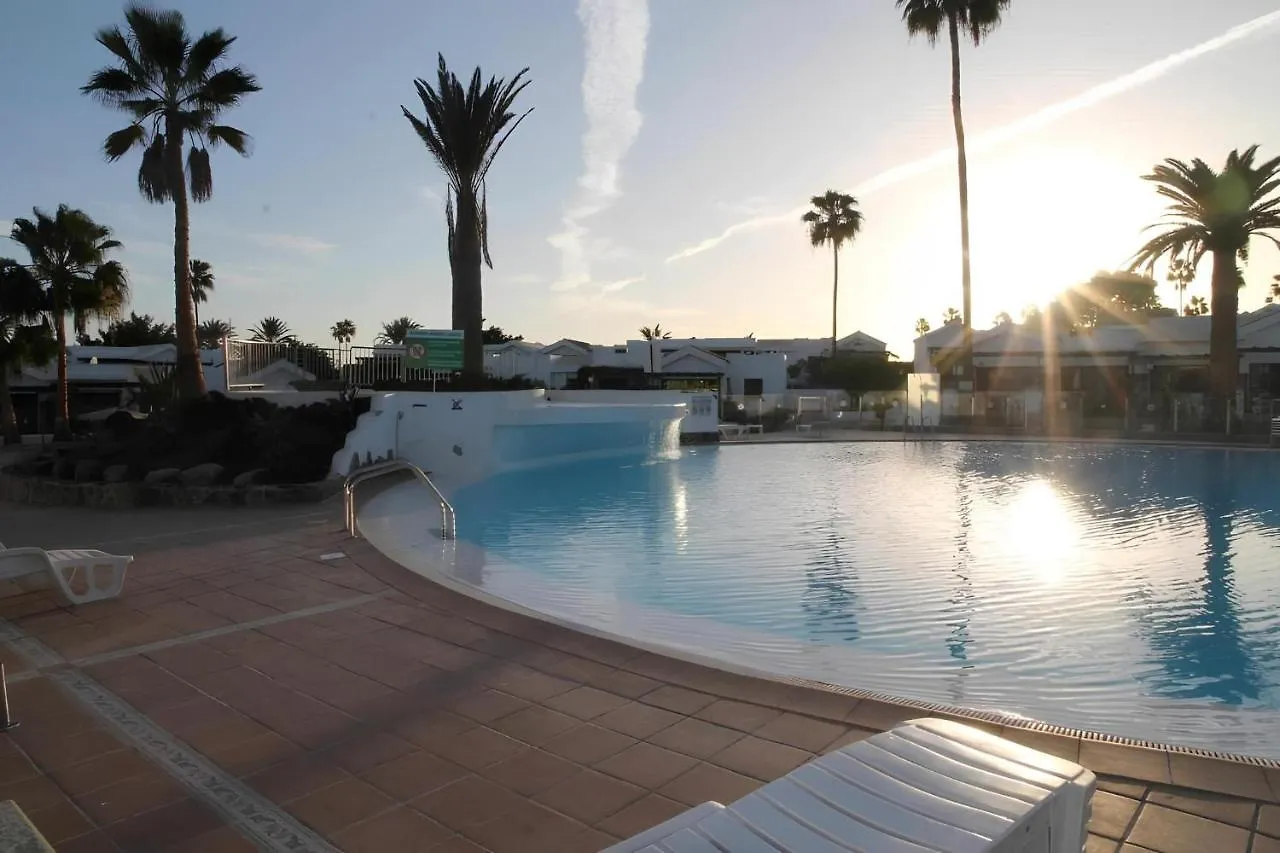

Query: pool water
[[446, 441, 1280, 755]]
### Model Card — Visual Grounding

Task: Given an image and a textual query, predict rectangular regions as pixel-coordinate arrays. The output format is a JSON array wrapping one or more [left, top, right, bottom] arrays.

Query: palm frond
[[81, 67, 145, 104], [190, 67, 261, 110], [124, 4, 189, 79], [184, 29, 234, 84], [188, 146, 213, 202], [206, 125, 251, 155], [103, 124, 147, 161], [138, 132, 170, 202]]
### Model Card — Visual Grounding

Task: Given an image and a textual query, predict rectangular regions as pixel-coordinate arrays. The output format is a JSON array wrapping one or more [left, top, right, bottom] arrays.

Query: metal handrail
[[343, 459, 456, 540]]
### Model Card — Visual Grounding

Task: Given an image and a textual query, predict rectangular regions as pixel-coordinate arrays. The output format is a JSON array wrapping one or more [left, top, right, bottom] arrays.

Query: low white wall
[[546, 389, 717, 434], [227, 389, 375, 408]]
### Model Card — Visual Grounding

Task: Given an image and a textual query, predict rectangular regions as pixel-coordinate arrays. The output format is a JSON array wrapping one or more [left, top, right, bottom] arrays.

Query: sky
[[3, 1, 1280, 357]]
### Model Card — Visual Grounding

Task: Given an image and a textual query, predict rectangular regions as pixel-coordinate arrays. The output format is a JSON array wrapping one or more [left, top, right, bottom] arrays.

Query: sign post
[[404, 329, 465, 391]]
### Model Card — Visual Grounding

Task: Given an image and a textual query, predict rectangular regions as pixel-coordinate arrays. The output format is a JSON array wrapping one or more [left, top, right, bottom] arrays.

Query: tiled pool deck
[[0, 509, 1278, 852]]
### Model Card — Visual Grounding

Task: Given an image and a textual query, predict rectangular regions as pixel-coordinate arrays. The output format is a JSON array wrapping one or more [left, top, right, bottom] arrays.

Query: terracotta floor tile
[[543, 723, 638, 765], [181, 716, 273, 754], [72, 772, 187, 825], [1097, 775, 1150, 800], [694, 699, 781, 734], [842, 699, 922, 732], [659, 762, 763, 807], [333, 806, 456, 852], [54, 829, 121, 853], [562, 826, 621, 853], [544, 685, 632, 721], [145, 696, 244, 736], [711, 735, 813, 781], [0, 774, 71, 813], [640, 686, 717, 716], [491, 705, 580, 746], [1085, 834, 1119, 853], [464, 799, 592, 853], [1168, 753, 1274, 801], [322, 731, 419, 775], [245, 754, 351, 803], [1146, 786, 1257, 829], [360, 750, 470, 801], [1088, 791, 1142, 840], [144, 642, 238, 678], [649, 717, 747, 760], [596, 792, 690, 839], [0, 752, 40, 783], [390, 709, 476, 751], [24, 796, 95, 846], [447, 689, 531, 724], [753, 712, 850, 753], [204, 730, 302, 777], [103, 798, 223, 852], [413, 776, 528, 830], [1253, 836, 1280, 853], [588, 668, 664, 699], [286, 777, 396, 834], [484, 748, 580, 796], [430, 724, 528, 772], [535, 768, 646, 823], [596, 742, 699, 790], [1260, 803, 1280, 837], [822, 727, 874, 754], [1079, 742, 1172, 785], [1126, 803, 1249, 853], [483, 666, 577, 703], [17, 727, 126, 771], [429, 835, 488, 852], [165, 825, 261, 852], [998, 727, 1082, 763], [595, 702, 683, 740]]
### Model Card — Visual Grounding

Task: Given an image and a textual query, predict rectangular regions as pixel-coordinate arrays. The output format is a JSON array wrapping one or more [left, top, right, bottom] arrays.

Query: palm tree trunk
[[166, 126, 207, 399], [1208, 249, 1240, 428], [948, 12, 975, 406], [452, 190, 485, 377], [0, 367, 17, 445], [831, 243, 839, 359], [55, 311, 69, 435]]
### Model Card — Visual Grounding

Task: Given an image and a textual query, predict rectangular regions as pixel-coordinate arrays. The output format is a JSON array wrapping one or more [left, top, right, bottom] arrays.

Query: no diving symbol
[[408, 343, 426, 360], [451, 398, 463, 410]]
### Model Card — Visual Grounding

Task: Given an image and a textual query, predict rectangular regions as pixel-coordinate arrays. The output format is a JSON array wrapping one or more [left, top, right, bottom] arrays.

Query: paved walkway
[[0, 509, 1277, 851]]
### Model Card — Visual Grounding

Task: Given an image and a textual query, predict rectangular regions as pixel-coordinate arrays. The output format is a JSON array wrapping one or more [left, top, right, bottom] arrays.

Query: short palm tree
[[0, 260, 57, 444], [943, 307, 963, 324], [914, 318, 931, 337], [402, 55, 532, 376], [330, 319, 357, 346], [376, 317, 420, 346], [1185, 295, 1209, 317], [1167, 256, 1195, 315], [639, 324, 673, 372], [9, 206, 130, 432], [1130, 146, 1280, 419], [249, 316, 293, 344], [197, 318, 233, 349], [189, 258, 214, 323], [898, 0, 1012, 383], [802, 191, 865, 358], [83, 4, 260, 400]]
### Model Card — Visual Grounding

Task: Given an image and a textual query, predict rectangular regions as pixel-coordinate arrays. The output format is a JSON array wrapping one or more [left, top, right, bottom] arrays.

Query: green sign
[[404, 329, 464, 371]]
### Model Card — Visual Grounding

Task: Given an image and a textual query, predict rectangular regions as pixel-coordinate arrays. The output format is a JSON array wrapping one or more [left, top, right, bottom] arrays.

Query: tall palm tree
[[9, 206, 129, 433], [1130, 146, 1280, 423], [0, 260, 57, 444], [639, 324, 673, 372], [197, 318, 233, 349], [898, 0, 1012, 389], [189, 258, 214, 323], [1167, 255, 1195, 315], [376, 317, 420, 346], [249, 316, 293, 343], [83, 5, 261, 400], [330, 319, 357, 346], [402, 55, 532, 376], [801, 190, 865, 358]]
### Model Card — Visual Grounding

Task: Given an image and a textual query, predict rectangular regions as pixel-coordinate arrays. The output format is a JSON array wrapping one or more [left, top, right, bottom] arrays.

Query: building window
[[743, 378, 764, 396]]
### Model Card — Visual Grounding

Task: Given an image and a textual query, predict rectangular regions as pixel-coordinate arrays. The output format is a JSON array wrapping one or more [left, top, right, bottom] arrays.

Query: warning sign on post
[[404, 329, 464, 371]]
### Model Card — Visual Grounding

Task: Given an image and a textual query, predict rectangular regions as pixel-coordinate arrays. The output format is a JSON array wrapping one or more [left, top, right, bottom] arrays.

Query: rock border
[[0, 466, 340, 510]]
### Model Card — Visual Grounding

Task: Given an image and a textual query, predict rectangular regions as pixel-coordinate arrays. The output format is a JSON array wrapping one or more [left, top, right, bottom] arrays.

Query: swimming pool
[[369, 441, 1280, 757]]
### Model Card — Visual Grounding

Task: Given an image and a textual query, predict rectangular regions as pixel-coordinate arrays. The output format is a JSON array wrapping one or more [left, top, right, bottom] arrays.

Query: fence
[[223, 339, 451, 390]]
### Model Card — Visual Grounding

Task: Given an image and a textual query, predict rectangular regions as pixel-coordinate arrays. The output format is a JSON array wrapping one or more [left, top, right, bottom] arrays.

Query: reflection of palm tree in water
[[945, 467, 977, 705], [801, 504, 859, 643]]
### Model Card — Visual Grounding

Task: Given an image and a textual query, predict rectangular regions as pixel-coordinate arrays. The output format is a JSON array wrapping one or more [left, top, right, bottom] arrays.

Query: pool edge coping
[[353, 514, 1280, 788]]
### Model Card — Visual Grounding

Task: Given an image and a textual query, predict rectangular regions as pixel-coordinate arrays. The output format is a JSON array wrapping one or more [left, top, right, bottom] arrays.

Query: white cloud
[[506, 272, 546, 286], [550, 0, 650, 292], [418, 185, 445, 205], [248, 232, 336, 254], [665, 10, 1280, 264], [600, 276, 642, 293], [0, 219, 11, 235]]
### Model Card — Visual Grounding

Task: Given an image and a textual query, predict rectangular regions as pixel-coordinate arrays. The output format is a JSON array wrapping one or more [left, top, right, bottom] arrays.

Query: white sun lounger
[[604, 717, 1095, 853], [0, 542, 132, 605]]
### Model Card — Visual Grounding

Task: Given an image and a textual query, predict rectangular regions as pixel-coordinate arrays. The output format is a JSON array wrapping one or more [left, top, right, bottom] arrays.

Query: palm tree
[[189, 258, 214, 323], [1267, 274, 1280, 304], [1185, 295, 1209, 317], [639, 324, 673, 372], [197, 318, 233, 349], [249, 316, 293, 343], [801, 190, 865, 358], [898, 0, 1012, 387], [1167, 256, 1195, 315], [402, 55, 533, 376], [914, 318, 931, 337], [376, 317, 420, 346], [83, 5, 261, 401], [1130, 146, 1280, 422], [0, 260, 57, 444], [993, 311, 1013, 326], [943, 307, 962, 324], [330, 319, 357, 346], [9, 206, 129, 433]]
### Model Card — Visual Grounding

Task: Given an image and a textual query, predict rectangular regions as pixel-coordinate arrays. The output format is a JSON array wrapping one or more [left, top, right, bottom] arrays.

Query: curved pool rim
[[355, 477, 1280, 772]]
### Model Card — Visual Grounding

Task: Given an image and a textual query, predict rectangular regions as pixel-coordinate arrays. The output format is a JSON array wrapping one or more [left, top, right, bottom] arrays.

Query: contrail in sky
[[665, 10, 1280, 264], [550, 0, 650, 291]]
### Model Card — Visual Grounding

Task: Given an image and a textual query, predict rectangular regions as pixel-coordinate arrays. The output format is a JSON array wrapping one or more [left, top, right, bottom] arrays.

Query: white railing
[[222, 339, 449, 390], [343, 459, 456, 540]]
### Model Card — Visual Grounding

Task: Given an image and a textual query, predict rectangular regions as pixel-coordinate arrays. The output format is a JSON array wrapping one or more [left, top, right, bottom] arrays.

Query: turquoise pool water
[[447, 441, 1280, 755]]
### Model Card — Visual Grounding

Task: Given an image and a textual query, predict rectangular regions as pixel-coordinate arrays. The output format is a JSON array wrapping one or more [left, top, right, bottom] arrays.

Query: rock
[[73, 459, 103, 483], [180, 463, 224, 487], [232, 468, 267, 487], [103, 464, 131, 483], [143, 467, 182, 485]]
